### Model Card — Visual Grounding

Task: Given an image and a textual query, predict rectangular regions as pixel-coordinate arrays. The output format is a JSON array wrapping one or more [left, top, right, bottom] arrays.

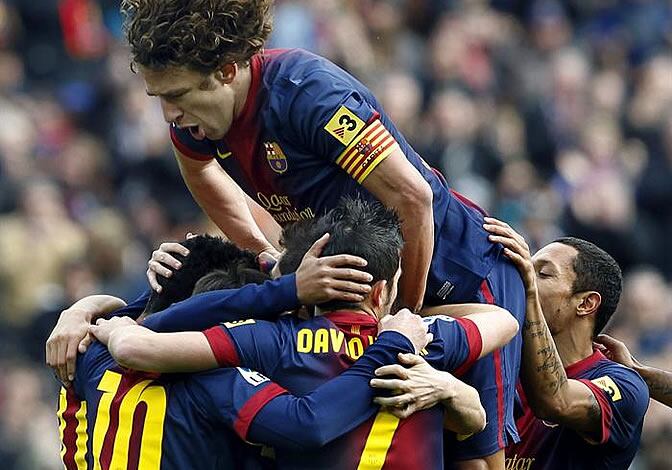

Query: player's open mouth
[[188, 125, 207, 141]]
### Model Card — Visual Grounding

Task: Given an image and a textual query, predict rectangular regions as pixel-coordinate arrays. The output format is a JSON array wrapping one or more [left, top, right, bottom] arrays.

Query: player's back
[[58, 342, 271, 470], [219, 312, 463, 470]]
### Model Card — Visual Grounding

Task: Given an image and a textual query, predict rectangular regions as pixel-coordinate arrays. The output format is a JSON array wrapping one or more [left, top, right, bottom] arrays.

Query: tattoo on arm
[[524, 319, 568, 396], [642, 368, 672, 405]]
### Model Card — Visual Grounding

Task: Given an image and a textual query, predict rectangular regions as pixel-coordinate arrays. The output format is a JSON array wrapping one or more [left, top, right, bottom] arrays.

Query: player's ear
[[576, 291, 601, 318], [215, 63, 237, 85], [370, 280, 387, 308]]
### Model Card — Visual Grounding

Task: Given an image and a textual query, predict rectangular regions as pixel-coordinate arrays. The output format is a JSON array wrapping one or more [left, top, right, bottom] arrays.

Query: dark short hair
[[279, 197, 403, 311], [121, 0, 273, 74], [554, 237, 623, 337], [193, 267, 270, 294], [144, 235, 257, 314]]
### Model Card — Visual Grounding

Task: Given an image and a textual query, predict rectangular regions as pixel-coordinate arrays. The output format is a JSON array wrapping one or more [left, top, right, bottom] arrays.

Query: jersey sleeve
[[578, 367, 650, 448], [202, 319, 284, 375], [285, 71, 401, 184], [169, 124, 217, 161], [106, 289, 151, 320], [247, 331, 415, 449], [141, 274, 299, 332], [422, 315, 482, 376]]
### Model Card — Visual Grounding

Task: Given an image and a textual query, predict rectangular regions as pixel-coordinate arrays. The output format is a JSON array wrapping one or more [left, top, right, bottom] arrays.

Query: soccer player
[[480, 218, 649, 469], [56, 234, 430, 469], [122, 2, 527, 464], [91, 199, 519, 469], [47, 231, 374, 384], [596, 334, 672, 408]]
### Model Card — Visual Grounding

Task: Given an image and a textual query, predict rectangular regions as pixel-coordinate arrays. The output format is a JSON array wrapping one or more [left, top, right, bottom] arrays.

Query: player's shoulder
[[261, 48, 347, 86], [584, 356, 650, 409]]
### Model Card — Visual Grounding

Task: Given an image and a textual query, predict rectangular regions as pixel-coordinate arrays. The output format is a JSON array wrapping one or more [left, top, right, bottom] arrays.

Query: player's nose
[[160, 98, 183, 124]]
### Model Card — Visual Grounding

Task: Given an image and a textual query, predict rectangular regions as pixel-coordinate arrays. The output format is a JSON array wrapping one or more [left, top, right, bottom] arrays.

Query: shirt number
[[93, 370, 167, 469], [357, 411, 400, 470]]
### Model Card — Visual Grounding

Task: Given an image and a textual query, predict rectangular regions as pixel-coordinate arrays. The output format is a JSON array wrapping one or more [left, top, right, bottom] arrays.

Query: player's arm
[[361, 150, 434, 311], [483, 218, 607, 441], [370, 353, 486, 435], [597, 334, 672, 407], [174, 147, 279, 256], [247, 313, 430, 449], [46, 295, 129, 384]]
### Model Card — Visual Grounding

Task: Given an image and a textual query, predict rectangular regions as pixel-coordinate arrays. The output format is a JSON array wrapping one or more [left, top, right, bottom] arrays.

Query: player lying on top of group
[[124, 1, 526, 464]]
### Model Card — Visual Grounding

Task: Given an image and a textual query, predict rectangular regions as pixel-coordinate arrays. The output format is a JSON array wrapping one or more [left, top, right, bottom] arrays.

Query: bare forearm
[[66, 295, 127, 322], [244, 193, 282, 250], [520, 288, 569, 414], [108, 328, 217, 373], [399, 205, 433, 311], [634, 364, 672, 407], [442, 377, 486, 435]]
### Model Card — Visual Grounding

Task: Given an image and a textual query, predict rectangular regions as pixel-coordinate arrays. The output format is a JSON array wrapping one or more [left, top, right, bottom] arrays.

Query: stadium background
[[0, 0, 670, 468]]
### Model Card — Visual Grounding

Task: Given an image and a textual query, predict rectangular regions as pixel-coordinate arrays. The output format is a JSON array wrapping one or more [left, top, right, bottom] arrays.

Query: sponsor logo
[[591, 375, 622, 402], [324, 106, 365, 145], [264, 142, 288, 174], [256, 192, 315, 224], [505, 454, 535, 470]]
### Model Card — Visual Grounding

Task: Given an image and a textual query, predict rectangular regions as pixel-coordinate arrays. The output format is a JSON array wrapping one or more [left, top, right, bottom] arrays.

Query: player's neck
[[315, 305, 380, 322], [553, 326, 595, 368], [232, 64, 252, 121]]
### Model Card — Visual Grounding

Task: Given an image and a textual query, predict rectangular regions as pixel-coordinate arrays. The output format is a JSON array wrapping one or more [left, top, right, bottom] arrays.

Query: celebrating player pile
[[45, 1, 661, 469]]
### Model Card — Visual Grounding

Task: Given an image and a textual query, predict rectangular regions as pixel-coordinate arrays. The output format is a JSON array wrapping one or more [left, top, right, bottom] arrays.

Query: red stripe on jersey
[[480, 279, 506, 449], [233, 383, 288, 440], [61, 388, 82, 469], [170, 127, 213, 161], [494, 349, 505, 449], [578, 379, 614, 444], [450, 189, 488, 217], [453, 317, 483, 376], [127, 401, 148, 469], [203, 327, 241, 367]]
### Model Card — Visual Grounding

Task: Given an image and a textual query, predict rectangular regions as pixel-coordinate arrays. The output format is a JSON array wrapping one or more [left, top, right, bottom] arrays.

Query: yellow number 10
[[93, 370, 167, 470]]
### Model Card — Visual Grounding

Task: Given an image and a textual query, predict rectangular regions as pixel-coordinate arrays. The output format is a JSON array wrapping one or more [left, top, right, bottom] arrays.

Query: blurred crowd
[[0, 0, 670, 468]]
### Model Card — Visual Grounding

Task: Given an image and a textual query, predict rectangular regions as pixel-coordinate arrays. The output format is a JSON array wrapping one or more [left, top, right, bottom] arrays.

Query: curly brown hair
[[121, 0, 273, 74]]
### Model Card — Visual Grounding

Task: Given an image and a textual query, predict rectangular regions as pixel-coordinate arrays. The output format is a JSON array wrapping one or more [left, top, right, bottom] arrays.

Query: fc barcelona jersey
[[170, 48, 502, 305]]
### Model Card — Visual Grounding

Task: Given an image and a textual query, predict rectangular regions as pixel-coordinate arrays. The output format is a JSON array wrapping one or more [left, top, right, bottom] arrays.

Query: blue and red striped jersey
[[203, 311, 482, 469], [505, 349, 649, 470], [170, 48, 502, 305]]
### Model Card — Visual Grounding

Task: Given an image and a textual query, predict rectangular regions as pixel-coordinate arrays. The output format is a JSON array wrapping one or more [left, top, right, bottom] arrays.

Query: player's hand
[[47, 308, 94, 386], [483, 217, 536, 292], [295, 233, 373, 305], [89, 316, 137, 346], [371, 353, 455, 419], [595, 334, 638, 369], [378, 309, 432, 354], [146, 241, 190, 292]]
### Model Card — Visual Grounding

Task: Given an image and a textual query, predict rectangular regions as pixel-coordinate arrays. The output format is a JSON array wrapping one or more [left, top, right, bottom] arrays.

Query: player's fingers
[[305, 233, 330, 258], [78, 333, 93, 353], [488, 235, 528, 257], [483, 217, 511, 229], [46, 337, 55, 367], [387, 405, 415, 419], [595, 334, 620, 348], [146, 268, 162, 293], [152, 250, 183, 270], [148, 260, 174, 279], [323, 254, 368, 269], [373, 394, 413, 408], [158, 242, 190, 257], [327, 279, 372, 295], [56, 340, 68, 384], [483, 222, 528, 247], [374, 364, 409, 379], [369, 378, 407, 391], [66, 341, 78, 382], [398, 353, 424, 366]]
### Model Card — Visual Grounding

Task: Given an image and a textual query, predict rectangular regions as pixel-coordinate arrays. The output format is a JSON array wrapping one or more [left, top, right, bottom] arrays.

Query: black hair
[[144, 235, 257, 314], [279, 197, 403, 310], [553, 237, 623, 337], [193, 266, 271, 294]]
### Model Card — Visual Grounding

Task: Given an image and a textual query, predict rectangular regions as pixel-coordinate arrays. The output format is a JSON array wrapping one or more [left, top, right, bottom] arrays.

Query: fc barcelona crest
[[264, 142, 288, 174]]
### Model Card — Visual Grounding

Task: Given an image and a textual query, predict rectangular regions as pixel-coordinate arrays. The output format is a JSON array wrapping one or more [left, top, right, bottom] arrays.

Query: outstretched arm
[[597, 334, 672, 408]]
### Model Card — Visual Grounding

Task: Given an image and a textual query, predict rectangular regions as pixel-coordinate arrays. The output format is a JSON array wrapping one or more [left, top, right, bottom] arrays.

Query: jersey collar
[[228, 53, 263, 136], [565, 348, 608, 377], [322, 310, 379, 327]]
